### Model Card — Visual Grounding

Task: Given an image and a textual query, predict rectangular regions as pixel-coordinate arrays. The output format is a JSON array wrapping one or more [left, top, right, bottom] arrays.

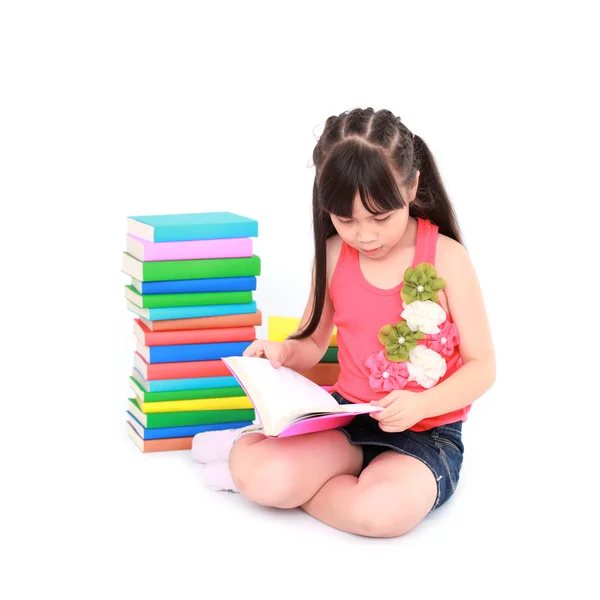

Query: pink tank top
[[329, 217, 471, 431]]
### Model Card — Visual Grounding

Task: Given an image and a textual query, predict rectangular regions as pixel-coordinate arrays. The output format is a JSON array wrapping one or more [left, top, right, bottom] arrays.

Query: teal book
[[126, 299, 258, 321], [127, 212, 258, 242]]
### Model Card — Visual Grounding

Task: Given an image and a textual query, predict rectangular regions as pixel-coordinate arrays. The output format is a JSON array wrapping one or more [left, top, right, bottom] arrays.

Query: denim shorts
[[332, 391, 464, 512]]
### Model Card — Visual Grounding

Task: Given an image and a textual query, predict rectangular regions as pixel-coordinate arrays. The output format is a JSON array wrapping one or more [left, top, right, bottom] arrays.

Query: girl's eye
[[375, 215, 392, 223]]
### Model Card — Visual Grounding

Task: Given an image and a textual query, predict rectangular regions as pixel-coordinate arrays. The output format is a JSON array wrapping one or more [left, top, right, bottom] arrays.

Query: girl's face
[[329, 172, 419, 260]]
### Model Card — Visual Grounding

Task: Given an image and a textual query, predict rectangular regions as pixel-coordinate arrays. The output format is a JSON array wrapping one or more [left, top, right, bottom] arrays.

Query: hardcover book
[[126, 299, 257, 321], [125, 286, 252, 309], [122, 252, 261, 282], [126, 234, 253, 261], [130, 276, 257, 295], [139, 310, 262, 331], [221, 356, 381, 438], [127, 212, 258, 242], [127, 397, 255, 428], [133, 319, 256, 347], [136, 339, 251, 364]]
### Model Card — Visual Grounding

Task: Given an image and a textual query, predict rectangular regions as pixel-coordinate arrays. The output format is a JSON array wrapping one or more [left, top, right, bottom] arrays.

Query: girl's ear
[[409, 170, 420, 202]]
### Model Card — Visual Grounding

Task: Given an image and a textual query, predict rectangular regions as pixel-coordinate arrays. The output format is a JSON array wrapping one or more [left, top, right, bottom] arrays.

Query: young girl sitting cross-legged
[[192, 107, 496, 539]]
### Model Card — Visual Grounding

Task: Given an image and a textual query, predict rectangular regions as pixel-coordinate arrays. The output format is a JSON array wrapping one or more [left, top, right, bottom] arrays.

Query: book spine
[[146, 309, 262, 331], [135, 322, 256, 346], [134, 354, 231, 379], [132, 289, 253, 309], [127, 423, 195, 451], [129, 415, 255, 439], [141, 396, 253, 413], [145, 341, 252, 363], [136, 276, 257, 295], [131, 376, 245, 399], [134, 301, 258, 321], [143, 255, 261, 281], [143, 379, 244, 393], [133, 236, 254, 261], [153, 222, 258, 242], [144, 408, 256, 428]]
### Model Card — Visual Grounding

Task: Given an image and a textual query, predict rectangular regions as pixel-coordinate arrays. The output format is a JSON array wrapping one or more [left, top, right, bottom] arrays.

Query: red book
[[133, 352, 231, 380], [133, 319, 256, 346], [140, 310, 262, 332]]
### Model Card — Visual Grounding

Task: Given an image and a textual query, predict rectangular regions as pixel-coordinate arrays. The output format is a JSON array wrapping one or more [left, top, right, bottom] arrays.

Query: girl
[[192, 107, 496, 538]]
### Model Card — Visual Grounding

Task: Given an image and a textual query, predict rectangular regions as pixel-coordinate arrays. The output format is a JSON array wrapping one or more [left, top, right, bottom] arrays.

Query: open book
[[221, 356, 383, 438]]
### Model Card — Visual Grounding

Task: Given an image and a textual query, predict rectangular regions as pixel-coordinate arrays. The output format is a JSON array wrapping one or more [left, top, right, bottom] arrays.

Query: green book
[[320, 347, 339, 363], [125, 285, 253, 309], [127, 398, 255, 428], [129, 376, 245, 403], [122, 252, 261, 282]]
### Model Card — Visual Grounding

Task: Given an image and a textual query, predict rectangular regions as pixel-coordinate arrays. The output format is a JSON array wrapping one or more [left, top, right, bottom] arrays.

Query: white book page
[[223, 356, 339, 428]]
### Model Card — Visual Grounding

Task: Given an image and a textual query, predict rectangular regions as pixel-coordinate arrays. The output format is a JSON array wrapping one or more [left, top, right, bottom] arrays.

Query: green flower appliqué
[[378, 321, 425, 362], [401, 262, 446, 304]]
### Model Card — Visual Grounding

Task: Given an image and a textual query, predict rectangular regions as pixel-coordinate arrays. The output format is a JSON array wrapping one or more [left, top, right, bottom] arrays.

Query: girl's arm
[[283, 240, 337, 372], [420, 236, 496, 418]]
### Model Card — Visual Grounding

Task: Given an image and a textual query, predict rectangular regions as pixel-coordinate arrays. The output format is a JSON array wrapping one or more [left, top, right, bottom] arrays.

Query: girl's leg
[[300, 450, 438, 538], [228, 430, 363, 509]]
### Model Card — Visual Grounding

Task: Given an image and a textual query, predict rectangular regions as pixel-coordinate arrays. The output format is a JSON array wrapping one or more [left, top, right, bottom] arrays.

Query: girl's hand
[[242, 340, 291, 369], [369, 390, 425, 432]]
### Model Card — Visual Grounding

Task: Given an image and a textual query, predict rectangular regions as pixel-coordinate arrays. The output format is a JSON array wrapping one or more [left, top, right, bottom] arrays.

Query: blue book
[[127, 212, 258, 242], [127, 412, 253, 439], [126, 300, 257, 321], [131, 276, 257, 295], [131, 368, 240, 392], [136, 340, 252, 364]]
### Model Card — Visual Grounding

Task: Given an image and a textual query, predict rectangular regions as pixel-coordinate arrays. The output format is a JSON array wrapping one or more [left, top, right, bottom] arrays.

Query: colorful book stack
[[122, 212, 262, 453], [268, 316, 339, 388]]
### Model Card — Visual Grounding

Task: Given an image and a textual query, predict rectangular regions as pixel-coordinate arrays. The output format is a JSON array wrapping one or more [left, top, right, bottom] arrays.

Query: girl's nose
[[356, 229, 377, 244]]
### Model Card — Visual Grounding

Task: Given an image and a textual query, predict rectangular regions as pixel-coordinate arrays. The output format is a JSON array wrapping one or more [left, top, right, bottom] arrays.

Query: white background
[[1, 1, 598, 599]]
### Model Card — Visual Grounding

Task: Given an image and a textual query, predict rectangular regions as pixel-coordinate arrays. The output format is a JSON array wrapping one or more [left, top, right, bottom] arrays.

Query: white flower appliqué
[[406, 345, 447, 389], [401, 300, 447, 334]]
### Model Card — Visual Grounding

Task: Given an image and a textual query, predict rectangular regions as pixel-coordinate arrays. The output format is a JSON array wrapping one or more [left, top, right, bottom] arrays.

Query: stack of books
[[268, 316, 339, 389], [122, 212, 262, 452]]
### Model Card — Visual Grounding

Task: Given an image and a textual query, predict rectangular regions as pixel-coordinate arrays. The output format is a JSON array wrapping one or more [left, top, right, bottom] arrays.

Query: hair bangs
[[317, 140, 407, 218]]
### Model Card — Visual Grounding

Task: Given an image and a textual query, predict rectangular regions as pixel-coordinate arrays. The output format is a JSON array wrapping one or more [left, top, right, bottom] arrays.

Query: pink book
[[126, 234, 253, 262], [221, 356, 382, 438]]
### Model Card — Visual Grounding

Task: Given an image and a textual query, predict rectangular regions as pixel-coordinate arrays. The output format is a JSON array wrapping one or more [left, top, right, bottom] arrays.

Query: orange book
[[126, 422, 193, 452], [141, 310, 262, 332], [133, 352, 231, 380], [300, 363, 340, 386], [133, 319, 256, 346]]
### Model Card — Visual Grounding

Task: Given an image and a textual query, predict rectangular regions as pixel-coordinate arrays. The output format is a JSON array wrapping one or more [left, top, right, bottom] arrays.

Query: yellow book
[[268, 316, 337, 346], [130, 383, 253, 413], [140, 396, 253, 413]]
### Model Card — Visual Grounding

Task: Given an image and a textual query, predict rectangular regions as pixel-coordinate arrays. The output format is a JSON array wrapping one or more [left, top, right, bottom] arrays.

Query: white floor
[[6, 384, 589, 600]]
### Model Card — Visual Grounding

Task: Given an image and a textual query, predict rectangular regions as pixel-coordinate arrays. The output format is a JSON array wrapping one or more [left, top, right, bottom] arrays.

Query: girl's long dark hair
[[290, 107, 464, 341]]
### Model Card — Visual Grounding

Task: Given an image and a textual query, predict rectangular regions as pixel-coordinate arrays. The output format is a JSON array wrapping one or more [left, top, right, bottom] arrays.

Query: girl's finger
[[371, 405, 403, 421], [370, 394, 397, 409], [243, 342, 262, 357], [379, 423, 406, 433]]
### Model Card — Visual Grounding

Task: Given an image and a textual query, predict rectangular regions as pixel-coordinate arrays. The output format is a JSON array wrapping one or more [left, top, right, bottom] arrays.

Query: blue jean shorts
[[332, 391, 464, 512]]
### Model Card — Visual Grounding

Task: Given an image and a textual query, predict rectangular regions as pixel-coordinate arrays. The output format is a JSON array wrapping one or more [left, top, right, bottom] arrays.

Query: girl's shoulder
[[435, 232, 469, 276]]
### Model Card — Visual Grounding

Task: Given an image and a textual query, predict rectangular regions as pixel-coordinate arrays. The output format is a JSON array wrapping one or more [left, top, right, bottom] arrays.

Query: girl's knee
[[351, 485, 424, 538], [229, 448, 298, 509]]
